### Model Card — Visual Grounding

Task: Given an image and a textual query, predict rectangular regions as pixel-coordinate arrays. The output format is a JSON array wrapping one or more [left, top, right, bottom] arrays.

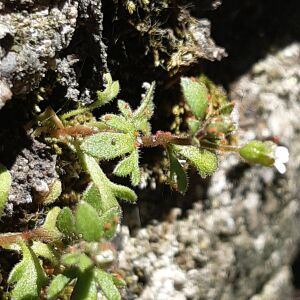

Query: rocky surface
[[117, 43, 300, 299]]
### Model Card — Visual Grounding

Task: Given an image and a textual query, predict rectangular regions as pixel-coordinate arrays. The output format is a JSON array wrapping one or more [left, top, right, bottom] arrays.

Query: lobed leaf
[[174, 145, 218, 178], [0, 163, 12, 217], [81, 132, 135, 160], [181, 77, 208, 119]]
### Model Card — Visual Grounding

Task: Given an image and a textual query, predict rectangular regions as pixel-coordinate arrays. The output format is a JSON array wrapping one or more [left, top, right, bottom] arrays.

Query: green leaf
[[81, 154, 120, 211], [133, 82, 155, 120], [42, 179, 62, 205], [42, 207, 62, 240], [98, 207, 121, 239], [81, 132, 135, 160], [61, 253, 93, 273], [32, 241, 59, 266], [75, 202, 103, 242], [181, 77, 208, 119], [8, 240, 47, 300], [113, 150, 141, 186], [187, 118, 201, 136], [56, 207, 76, 237], [96, 73, 120, 107], [81, 153, 137, 206], [167, 147, 188, 194], [132, 82, 155, 135], [94, 269, 121, 300], [112, 183, 137, 203], [101, 114, 135, 133], [47, 274, 71, 300], [174, 145, 218, 178], [0, 163, 12, 217], [82, 183, 103, 213], [118, 100, 133, 117], [71, 270, 97, 300]]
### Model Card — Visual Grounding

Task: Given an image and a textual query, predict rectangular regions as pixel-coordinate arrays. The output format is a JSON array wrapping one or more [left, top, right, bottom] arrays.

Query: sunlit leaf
[[81, 132, 135, 160], [174, 145, 218, 178], [32, 241, 59, 266], [75, 202, 103, 242], [101, 114, 135, 133], [94, 269, 121, 300], [98, 207, 121, 239], [61, 253, 93, 273], [47, 274, 71, 300], [56, 207, 76, 237], [113, 150, 141, 186], [118, 100, 133, 117], [0, 163, 11, 217], [82, 183, 103, 213], [8, 240, 47, 300], [181, 77, 208, 119]]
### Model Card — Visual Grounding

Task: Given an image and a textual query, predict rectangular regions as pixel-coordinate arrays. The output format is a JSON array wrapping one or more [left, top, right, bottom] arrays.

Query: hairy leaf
[[32, 241, 59, 266], [113, 150, 141, 186], [0, 163, 12, 217], [42, 207, 62, 240], [82, 183, 103, 213], [98, 207, 121, 239], [75, 202, 103, 242], [96, 73, 120, 107], [81, 132, 135, 160], [94, 269, 121, 300], [111, 183, 137, 202], [61, 253, 93, 273], [133, 82, 155, 120], [8, 240, 47, 300], [56, 207, 76, 237], [118, 100, 133, 117], [81, 154, 120, 211], [101, 114, 135, 133], [181, 77, 208, 119], [47, 274, 71, 300], [174, 145, 218, 178]]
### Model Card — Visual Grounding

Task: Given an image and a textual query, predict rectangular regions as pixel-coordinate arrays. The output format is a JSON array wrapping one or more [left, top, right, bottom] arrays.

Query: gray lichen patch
[[4, 139, 58, 217], [0, 0, 78, 97]]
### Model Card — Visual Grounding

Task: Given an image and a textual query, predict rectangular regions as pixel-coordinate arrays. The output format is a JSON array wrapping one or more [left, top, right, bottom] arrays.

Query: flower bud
[[239, 141, 274, 166]]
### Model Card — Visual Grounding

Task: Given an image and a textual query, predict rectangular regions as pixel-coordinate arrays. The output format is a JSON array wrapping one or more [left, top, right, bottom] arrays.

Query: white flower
[[273, 146, 289, 174]]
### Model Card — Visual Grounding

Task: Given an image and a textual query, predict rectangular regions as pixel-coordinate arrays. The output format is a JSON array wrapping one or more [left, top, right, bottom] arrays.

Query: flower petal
[[274, 146, 289, 163], [274, 160, 287, 174]]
